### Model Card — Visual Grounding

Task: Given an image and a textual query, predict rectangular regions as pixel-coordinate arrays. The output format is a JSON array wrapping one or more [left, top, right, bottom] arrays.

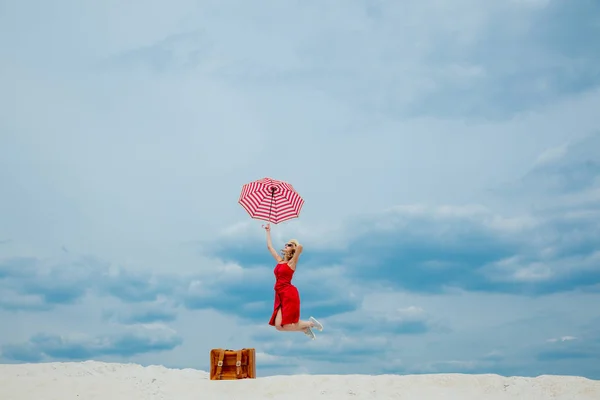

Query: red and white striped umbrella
[[238, 177, 304, 224]]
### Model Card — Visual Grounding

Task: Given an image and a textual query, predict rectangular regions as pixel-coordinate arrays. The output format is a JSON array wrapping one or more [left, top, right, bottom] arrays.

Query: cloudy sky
[[2, 0, 600, 379]]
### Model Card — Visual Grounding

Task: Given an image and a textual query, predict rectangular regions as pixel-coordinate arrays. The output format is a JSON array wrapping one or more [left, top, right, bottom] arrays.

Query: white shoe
[[309, 316, 323, 331], [304, 326, 316, 340]]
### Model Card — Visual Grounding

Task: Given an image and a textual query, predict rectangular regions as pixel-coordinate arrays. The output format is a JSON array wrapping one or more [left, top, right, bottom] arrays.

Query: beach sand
[[1, 361, 598, 399]]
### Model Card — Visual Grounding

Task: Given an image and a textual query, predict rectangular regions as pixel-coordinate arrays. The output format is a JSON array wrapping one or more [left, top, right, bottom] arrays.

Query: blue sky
[[1, 0, 600, 379]]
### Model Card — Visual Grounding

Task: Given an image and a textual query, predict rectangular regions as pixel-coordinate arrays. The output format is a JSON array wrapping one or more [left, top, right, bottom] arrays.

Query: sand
[[0, 361, 598, 400]]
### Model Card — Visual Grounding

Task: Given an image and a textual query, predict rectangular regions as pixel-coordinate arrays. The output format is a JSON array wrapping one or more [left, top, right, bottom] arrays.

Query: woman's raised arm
[[264, 223, 283, 263]]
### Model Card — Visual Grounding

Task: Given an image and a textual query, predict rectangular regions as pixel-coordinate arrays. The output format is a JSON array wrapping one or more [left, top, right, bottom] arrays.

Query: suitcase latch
[[217, 361, 223, 367], [236, 361, 241, 367]]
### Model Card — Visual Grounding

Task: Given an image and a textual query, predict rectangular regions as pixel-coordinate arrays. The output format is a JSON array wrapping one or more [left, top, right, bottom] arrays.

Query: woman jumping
[[264, 223, 323, 339]]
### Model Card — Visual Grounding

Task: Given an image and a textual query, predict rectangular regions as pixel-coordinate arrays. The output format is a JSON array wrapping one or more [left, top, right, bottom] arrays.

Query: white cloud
[[547, 336, 578, 343]]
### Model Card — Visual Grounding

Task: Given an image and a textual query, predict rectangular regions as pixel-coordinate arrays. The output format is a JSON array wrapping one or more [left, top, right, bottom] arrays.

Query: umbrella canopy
[[238, 177, 304, 224]]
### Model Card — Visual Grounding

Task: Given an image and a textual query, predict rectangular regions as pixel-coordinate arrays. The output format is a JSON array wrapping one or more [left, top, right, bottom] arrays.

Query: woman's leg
[[274, 307, 315, 332]]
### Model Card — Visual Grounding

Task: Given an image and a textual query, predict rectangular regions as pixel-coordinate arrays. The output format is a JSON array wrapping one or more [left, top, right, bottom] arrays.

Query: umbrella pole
[[267, 187, 275, 223], [261, 188, 276, 228]]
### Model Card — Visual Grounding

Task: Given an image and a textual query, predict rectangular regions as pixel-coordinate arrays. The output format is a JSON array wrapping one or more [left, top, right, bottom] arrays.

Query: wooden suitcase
[[210, 348, 256, 380]]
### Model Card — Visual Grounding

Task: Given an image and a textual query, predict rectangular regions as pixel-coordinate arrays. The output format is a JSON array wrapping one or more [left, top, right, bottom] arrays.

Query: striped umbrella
[[238, 177, 304, 224]]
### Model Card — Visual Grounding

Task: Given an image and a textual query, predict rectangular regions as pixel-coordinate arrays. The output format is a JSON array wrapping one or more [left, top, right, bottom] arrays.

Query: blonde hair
[[283, 239, 300, 261]]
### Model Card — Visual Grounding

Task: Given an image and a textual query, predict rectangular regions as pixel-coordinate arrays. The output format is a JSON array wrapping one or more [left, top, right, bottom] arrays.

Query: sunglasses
[[285, 243, 295, 247]]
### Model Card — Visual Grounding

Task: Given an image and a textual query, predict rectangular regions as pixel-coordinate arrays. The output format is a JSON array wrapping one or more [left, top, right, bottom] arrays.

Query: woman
[[264, 223, 323, 339]]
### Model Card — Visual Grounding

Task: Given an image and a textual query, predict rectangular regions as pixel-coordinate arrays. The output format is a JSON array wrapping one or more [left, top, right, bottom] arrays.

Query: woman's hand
[[263, 223, 271, 232]]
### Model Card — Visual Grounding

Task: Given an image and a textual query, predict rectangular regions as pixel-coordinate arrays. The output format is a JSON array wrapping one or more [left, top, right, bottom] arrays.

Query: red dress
[[268, 262, 301, 327]]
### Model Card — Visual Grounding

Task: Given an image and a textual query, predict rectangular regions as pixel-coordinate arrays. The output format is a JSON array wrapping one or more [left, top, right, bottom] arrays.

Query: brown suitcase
[[210, 348, 256, 380]]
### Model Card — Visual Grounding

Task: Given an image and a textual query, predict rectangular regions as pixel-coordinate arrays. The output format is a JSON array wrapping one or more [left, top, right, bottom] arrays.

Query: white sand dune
[[0, 361, 598, 400]]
